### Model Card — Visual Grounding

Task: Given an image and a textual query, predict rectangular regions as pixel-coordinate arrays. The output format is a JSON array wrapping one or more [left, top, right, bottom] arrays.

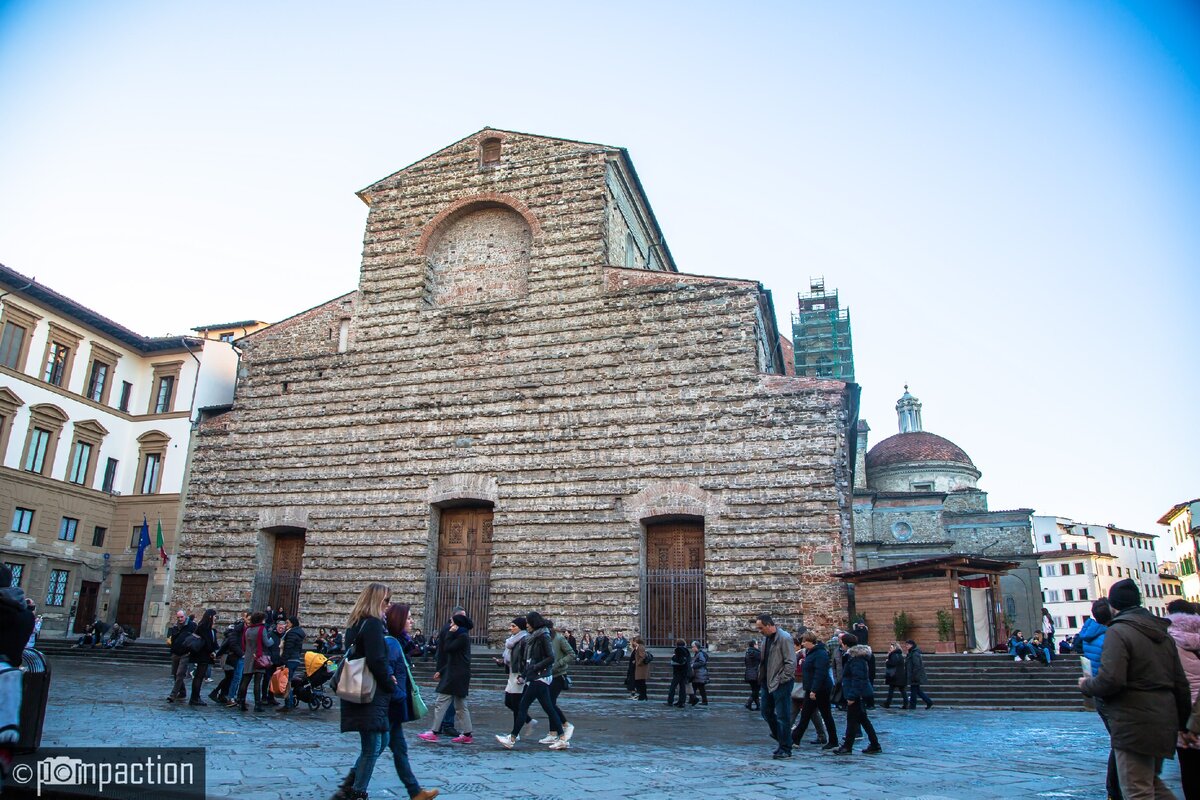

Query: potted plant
[[892, 610, 913, 642], [934, 609, 956, 653]]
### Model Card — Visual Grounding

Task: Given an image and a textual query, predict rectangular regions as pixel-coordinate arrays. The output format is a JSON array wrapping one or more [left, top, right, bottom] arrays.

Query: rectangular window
[[1064, 589, 1074, 601], [140, 453, 162, 494], [101, 458, 119, 493], [10, 507, 33, 534], [1079, 588, 1088, 601], [85, 360, 109, 403], [130, 525, 143, 548], [91, 526, 106, 547], [0, 322, 26, 370], [118, 381, 132, 412], [1074, 562, 1084, 575], [1067, 616, 1077, 629], [1047, 589, 1060, 602], [4, 562, 22, 587], [337, 319, 351, 353], [1094, 543, 1101, 553], [1107, 565, 1113, 576], [153, 376, 175, 414], [67, 441, 92, 485], [219, 332, 234, 343], [1043, 534, 1052, 544], [23, 427, 50, 473], [45, 569, 68, 606], [58, 516, 78, 542], [43, 342, 70, 386]]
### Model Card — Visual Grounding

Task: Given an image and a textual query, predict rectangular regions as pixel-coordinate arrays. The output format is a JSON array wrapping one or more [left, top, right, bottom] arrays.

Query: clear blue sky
[[1, 1, 1196, 537]]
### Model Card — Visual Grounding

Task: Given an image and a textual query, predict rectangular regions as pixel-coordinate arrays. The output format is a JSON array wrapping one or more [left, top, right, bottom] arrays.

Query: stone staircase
[[39, 639, 1086, 710]]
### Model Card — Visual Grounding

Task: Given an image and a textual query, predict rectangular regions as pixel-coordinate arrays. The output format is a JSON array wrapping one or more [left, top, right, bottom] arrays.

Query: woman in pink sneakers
[[416, 611, 474, 744]]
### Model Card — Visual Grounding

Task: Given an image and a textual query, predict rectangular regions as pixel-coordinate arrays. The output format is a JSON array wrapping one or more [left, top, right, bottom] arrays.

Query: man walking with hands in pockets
[[754, 613, 796, 760]]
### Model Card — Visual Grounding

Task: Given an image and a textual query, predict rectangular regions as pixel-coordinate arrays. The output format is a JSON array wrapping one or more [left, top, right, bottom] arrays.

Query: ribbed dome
[[865, 431, 975, 471]]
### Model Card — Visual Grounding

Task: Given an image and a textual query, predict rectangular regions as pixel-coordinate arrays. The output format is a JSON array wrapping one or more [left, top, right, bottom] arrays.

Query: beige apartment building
[[0, 263, 240, 638]]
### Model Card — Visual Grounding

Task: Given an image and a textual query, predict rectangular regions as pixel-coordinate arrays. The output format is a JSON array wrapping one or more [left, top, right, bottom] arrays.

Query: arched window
[[480, 137, 502, 166]]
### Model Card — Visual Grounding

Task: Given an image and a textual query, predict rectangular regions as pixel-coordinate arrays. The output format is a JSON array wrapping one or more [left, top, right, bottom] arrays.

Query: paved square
[[34, 660, 1185, 799]]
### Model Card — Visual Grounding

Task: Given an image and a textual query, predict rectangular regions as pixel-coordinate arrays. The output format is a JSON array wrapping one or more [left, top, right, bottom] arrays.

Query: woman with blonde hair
[[332, 582, 394, 800]]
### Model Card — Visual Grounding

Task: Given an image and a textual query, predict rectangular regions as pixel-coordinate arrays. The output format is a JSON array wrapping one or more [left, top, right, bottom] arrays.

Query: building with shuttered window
[[0, 263, 240, 638]]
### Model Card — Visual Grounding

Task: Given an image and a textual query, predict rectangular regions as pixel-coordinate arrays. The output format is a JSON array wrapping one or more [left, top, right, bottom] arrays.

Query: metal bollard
[[18, 648, 51, 752]]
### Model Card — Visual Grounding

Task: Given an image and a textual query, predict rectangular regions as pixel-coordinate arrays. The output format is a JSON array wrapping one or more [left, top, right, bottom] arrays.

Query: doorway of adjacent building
[[74, 580, 100, 633], [641, 519, 706, 647], [428, 505, 492, 644], [252, 530, 305, 615], [115, 574, 148, 636]]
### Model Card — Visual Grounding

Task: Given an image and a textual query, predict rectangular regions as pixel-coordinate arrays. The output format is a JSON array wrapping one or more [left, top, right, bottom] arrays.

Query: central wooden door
[[74, 580, 100, 633], [115, 574, 148, 635], [643, 520, 705, 647], [269, 534, 305, 614], [431, 506, 493, 644], [437, 507, 493, 575]]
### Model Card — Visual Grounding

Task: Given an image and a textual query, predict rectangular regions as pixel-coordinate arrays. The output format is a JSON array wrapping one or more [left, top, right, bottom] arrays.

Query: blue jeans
[[229, 657, 244, 701], [761, 680, 794, 755], [353, 731, 387, 792], [285, 659, 300, 707], [908, 683, 932, 708], [387, 720, 421, 798]]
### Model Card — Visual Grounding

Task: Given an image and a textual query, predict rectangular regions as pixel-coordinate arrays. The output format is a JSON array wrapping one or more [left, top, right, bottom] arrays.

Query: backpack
[[641, 650, 654, 664]]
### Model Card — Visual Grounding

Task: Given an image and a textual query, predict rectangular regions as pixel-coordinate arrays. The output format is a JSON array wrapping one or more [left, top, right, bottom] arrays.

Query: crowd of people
[[134, 574, 1200, 799]]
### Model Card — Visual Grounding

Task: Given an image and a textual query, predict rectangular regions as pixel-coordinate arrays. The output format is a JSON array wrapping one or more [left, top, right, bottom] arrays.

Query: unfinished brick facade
[[170, 129, 854, 650]]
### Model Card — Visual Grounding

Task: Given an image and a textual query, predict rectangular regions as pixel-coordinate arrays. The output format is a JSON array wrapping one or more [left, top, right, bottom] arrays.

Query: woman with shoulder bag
[[331, 582, 394, 800], [495, 611, 568, 750], [631, 636, 651, 701], [185, 609, 218, 706], [379, 602, 438, 800], [500, 617, 534, 737], [687, 641, 710, 706], [235, 611, 270, 712]]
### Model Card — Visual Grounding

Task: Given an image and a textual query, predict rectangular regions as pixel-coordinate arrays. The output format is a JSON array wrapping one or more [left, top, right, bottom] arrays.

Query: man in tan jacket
[[754, 613, 796, 760]]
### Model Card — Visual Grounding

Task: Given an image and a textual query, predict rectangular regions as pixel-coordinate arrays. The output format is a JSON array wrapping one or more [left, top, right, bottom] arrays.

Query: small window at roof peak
[[481, 137, 502, 166]]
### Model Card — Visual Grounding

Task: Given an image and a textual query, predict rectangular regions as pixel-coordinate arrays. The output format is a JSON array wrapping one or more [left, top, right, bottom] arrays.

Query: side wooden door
[[74, 580, 100, 633], [115, 574, 148, 635]]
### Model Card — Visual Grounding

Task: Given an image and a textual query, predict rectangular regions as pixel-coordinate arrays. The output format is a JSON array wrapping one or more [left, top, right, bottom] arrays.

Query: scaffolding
[[791, 277, 855, 382]]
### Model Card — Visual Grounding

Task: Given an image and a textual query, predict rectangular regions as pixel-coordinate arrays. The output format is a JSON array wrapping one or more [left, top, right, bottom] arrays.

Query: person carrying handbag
[[377, 602, 438, 800], [332, 582, 395, 800], [235, 611, 272, 712]]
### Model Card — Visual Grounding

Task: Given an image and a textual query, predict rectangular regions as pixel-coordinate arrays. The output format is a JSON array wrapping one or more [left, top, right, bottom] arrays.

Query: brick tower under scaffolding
[[792, 277, 855, 382]]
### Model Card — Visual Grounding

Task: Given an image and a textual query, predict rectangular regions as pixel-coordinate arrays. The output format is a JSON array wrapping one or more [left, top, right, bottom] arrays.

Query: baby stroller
[[292, 651, 337, 710]]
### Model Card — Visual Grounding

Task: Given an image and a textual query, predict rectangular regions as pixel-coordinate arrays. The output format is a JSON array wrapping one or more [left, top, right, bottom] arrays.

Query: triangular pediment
[[0, 386, 24, 410], [357, 127, 618, 198]]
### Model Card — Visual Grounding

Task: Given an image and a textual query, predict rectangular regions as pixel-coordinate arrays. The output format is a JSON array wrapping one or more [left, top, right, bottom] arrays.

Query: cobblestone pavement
[[35, 660, 1184, 800]]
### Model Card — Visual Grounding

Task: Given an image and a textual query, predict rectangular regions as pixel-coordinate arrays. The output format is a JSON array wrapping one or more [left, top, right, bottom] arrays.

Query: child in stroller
[[292, 651, 338, 710]]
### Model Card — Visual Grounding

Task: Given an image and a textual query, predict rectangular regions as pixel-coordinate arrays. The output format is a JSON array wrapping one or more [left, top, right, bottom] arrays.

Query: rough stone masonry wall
[[171, 130, 852, 649]]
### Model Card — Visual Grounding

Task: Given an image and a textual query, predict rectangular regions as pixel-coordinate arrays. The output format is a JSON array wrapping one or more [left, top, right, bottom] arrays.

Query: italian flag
[[157, 519, 168, 566]]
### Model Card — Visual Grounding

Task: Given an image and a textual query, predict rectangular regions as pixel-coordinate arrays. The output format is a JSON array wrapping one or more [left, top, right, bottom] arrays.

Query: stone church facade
[[169, 129, 856, 649]]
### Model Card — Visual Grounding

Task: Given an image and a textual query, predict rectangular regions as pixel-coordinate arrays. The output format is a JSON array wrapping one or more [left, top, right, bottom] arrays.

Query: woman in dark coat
[[743, 640, 762, 710], [187, 609, 218, 706], [667, 640, 690, 708], [333, 582, 393, 800], [881, 642, 906, 708], [416, 612, 474, 743]]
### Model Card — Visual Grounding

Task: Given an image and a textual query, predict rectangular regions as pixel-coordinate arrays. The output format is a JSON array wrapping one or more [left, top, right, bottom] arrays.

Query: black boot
[[329, 770, 356, 800], [688, 695, 699, 706]]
